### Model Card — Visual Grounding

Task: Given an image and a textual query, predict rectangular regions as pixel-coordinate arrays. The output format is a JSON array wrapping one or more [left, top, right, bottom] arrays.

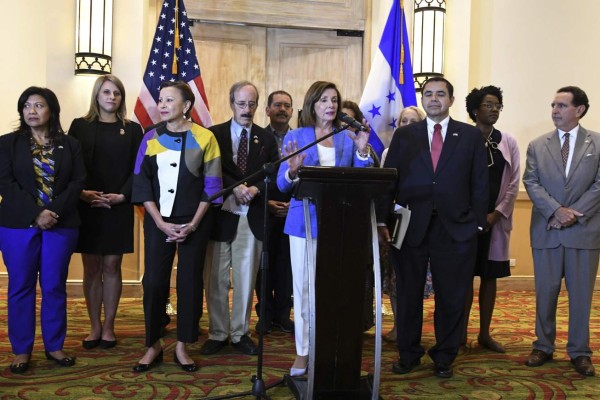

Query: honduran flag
[[359, 0, 417, 157], [133, 0, 212, 129]]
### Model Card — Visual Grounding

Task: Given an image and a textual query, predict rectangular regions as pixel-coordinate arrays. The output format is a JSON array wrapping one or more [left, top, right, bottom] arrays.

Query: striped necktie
[[561, 132, 570, 170]]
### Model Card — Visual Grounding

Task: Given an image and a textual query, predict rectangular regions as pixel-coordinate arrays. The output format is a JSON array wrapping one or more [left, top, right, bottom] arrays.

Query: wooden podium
[[285, 166, 397, 400]]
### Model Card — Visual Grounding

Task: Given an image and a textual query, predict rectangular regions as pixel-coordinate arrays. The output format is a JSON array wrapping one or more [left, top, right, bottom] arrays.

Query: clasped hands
[[547, 206, 583, 230], [268, 200, 289, 218], [81, 190, 125, 209], [34, 209, 59, 230], [233, 184, 259, 205], [159, 221, 196, 243]]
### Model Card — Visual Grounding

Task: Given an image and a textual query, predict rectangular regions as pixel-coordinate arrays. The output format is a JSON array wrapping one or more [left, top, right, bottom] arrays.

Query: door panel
[[267, 28, 363, 128], [191, 24, 363, 129], [191, 23, 267, 126]]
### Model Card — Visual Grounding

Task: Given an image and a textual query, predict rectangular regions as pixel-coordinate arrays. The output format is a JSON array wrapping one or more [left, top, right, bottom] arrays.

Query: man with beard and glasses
[[201, 81, 279, 356], [254, 91, 295, 335]]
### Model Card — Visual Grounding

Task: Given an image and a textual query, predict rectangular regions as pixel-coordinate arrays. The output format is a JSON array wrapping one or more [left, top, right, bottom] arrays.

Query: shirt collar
[[558, 124, 580, 139], [426, 116, 450, 131], [231, 118, 251, 136]]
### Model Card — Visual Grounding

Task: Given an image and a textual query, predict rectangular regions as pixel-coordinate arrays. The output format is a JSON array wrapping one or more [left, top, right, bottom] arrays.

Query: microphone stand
[[203, 123, 350, 400]]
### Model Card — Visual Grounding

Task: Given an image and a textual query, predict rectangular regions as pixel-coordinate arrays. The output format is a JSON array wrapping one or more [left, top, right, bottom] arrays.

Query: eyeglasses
[[480, 103, 503, 111], [234, 101, 257, 110]]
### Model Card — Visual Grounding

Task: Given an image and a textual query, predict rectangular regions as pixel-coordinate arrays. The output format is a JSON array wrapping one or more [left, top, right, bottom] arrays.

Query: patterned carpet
[[0, 290, 599, 399]]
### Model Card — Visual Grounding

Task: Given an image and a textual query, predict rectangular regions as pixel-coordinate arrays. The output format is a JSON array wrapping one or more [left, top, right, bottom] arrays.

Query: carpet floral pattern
[[0, 290, 599, 399]]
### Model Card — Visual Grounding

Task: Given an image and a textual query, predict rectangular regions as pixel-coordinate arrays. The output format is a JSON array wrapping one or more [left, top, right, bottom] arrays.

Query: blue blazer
[[277, 126, 373, 238]]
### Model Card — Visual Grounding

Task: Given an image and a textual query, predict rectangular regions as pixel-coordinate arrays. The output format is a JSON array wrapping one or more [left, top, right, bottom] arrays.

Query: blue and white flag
[[359, 0, 417, 157]]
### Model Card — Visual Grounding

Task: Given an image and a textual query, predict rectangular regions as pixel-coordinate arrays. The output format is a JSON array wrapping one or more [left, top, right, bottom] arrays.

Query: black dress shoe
[[99, 339, 117, 349], [232, 335, 258, 355], [255, 319, 272, 334], [434, 362, 453, 378], [133, 350, 163, 372], [82, 338, 101, 349], [199, 339, 228, 355], [571, 356, 595, 377], [525, 349, 553, 367], [273, 318, 294, 333], [10, 355, 31, 374], [392, 358, 420, 374], [45, 350, 76, 367], [173, 351, 199, 372]]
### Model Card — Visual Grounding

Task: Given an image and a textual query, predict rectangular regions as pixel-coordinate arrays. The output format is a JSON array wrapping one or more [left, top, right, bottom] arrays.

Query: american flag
[[359, 0, 417, 157], [133, 0, 212, 129]]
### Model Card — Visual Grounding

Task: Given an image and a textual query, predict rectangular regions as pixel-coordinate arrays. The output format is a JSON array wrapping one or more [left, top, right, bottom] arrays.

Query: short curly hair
[[465, 85, 503, 122]]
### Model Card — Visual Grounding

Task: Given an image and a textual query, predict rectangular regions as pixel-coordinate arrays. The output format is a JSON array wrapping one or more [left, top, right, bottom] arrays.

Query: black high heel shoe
[[173, 350, 199, 372], [45, 350, 76, 367], [133, 349, 163, 372], [10, 354, 31, 374], [82, 338, 101, 349]]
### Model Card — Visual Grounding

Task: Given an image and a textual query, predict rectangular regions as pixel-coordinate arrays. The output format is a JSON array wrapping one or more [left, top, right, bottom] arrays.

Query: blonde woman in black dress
[[68, 75, 143, 350]]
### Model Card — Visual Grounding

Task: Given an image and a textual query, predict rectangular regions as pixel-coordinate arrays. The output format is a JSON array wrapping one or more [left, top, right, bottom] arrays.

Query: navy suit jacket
[[379, 118, 489, 246], [0, 132, 85, 228], [209, 119, 279, 241]]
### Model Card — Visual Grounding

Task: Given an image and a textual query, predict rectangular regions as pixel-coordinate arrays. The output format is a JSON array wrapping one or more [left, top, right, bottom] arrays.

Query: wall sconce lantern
[[412, 0, 446, 92], [75, 0, 113, 75]]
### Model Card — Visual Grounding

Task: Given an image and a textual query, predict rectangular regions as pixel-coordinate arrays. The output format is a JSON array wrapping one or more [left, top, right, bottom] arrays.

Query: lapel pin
[[58, 145, 64, 149], [453, 133, 458, 136], [119, 128, 125, 135], [585, 140, 590, 144]]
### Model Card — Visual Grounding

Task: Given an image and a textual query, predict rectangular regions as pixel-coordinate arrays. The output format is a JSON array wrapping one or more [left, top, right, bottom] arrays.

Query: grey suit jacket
[[523, 125, 600, 249]]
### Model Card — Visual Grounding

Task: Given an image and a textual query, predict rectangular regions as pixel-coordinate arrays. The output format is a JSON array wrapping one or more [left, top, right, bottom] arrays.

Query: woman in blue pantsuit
[[276, 81, 373, 376], [0, 87, 85, 374]]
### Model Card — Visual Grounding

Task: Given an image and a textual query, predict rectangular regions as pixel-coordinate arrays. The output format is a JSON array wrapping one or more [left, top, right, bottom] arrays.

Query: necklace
[[483, 127, 498, 150]]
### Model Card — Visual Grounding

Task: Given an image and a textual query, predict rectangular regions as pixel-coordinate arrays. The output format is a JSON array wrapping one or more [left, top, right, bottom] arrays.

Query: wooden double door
[[191, 23, 364, 128]]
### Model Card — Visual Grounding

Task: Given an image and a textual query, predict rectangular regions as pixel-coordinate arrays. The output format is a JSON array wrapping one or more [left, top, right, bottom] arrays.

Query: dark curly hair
[[16, 86, 64, 138], [465, 85, 503, 122]]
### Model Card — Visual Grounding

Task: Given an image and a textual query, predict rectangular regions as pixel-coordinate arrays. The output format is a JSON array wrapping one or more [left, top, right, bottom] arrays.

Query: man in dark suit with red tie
[[201, 81, 279, 356], [378, 77, 489, 378]]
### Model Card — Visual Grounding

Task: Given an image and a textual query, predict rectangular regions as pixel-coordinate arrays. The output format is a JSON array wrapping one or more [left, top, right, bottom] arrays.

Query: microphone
[[338, 112, 367, 132]]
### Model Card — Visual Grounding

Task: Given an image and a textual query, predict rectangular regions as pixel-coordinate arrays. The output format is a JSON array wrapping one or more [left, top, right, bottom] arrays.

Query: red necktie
[[431, 124, 443, 171], [238, 128, 248, 175]]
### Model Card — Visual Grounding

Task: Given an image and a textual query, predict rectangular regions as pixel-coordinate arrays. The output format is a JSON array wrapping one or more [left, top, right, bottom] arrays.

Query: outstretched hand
[[284, 140, 306, 179], [347, 118, 371, 154]]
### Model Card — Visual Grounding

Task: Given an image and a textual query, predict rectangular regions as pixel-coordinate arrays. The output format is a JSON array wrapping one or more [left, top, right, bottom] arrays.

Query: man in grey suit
[[523, 86, 600, 377]]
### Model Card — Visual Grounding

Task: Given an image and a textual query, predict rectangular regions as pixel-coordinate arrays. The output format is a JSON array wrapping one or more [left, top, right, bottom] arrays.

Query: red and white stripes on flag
[[133, 0, 212, 129]]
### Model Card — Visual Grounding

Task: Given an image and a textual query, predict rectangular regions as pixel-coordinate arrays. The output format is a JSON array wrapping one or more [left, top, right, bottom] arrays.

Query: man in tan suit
[[523, 86, 600, 377]]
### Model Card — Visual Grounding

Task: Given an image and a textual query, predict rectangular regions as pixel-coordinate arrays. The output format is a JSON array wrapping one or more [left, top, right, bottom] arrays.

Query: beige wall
[[0, 0, 156, 280], [466, 0, 600, 177], [1, 0, 600, 279], [0, 0, 156, 135]]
